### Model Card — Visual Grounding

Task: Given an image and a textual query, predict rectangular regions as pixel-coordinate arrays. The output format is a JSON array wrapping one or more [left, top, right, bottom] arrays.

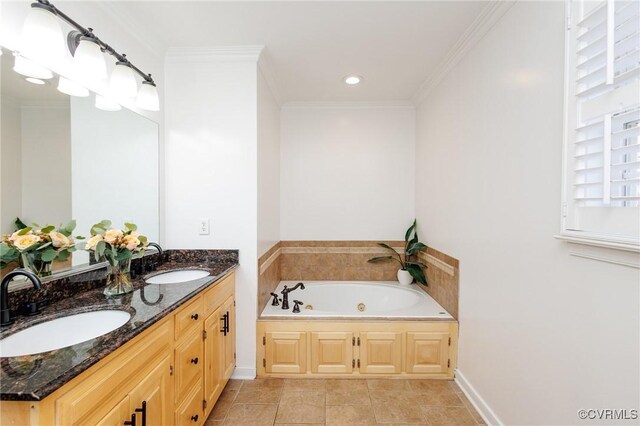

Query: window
[[562, 0, 640, 251]]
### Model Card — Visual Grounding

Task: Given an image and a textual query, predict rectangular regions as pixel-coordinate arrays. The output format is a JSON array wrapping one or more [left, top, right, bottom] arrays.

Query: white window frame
[[558, 0, 640, 267]]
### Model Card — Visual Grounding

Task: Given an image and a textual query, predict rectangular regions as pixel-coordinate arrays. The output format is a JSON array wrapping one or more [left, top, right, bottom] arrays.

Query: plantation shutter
[[564, 0, 640, 241]]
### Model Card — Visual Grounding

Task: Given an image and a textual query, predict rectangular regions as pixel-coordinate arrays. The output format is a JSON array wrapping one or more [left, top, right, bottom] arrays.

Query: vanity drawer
[[203, 273, 234, 317], [175, 296, 203, 341], [174, 379, 204, 426], [175, 327, 203, 403]]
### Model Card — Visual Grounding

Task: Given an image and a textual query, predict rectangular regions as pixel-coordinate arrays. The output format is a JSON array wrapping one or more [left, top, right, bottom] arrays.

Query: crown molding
[[94, 2, 165, 60], [282, 101, 415, 110], [412, 0, 516, 106], [257, 47, 282, 107], [165, 46, 265, 63]]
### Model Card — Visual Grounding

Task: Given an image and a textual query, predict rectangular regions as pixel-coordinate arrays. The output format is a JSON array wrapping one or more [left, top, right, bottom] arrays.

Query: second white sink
[[145, 269, 210, 285]]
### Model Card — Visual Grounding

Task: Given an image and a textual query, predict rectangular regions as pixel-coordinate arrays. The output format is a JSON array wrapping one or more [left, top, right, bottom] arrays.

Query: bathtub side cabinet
[[257, 320, 458, 379]]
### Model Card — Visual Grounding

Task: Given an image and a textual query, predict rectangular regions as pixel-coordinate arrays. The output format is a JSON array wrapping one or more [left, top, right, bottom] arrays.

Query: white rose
[[122, 235, 140, 251], [104, 229, 123, 245], [9, 230, 29, 242], [85, 234, 103, 251], [13, 234, 40, 251], [50, 231, 71, 249]]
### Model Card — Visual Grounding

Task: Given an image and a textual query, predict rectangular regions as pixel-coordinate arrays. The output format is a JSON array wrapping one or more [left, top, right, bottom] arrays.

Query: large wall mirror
[[1, 45, 159, 279]]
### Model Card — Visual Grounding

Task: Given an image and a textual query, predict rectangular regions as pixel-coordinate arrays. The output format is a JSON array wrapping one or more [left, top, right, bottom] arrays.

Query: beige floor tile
[[235, 387, 282, 404], [407, 380, 453, 394], [371, 398, 426, 424], [458, 392, 486, 425], [275, 402, 326, 424], [241, 378, 284, 390], [326, 388, 371, 405], [326, 405, 377, 425], [418, 390, 463, 407], [225, 379, 244, 390], [207, 400, 233, 422], [448, 381, 463, 395], [326, 379, 368, 391], [204, 418, 223, 426], [283, 378, 327, 391], [421, 406, 477, 426], [367, 379, 412, 392], [223, 403, 278, 426], [218, 387, 239, 403], [369, 390, 421, 405], [280, 390, 325, 405]]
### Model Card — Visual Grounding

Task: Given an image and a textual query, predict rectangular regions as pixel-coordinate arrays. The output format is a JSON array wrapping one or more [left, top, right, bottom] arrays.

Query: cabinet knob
[[191, 313, 199, 320], [191, 357, 199, 365], [191, 414, 199, 422]]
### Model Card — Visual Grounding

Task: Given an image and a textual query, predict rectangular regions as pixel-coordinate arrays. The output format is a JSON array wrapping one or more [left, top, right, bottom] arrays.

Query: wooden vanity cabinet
[[0, 271, 236, 426]]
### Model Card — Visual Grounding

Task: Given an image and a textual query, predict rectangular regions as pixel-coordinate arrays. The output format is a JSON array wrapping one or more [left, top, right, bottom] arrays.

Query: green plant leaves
[[95, 240, 106, 262], [407, 242, 427, 256], [59, 220, 76, 237], [39, 248, 58, 262], [404, 219, 417, 242], [14, 217, 28, 230], [406, 263, 427, 285], [115, 249, 133, 261], [367, 256, 394, 263], [124, 223, 137, 232]]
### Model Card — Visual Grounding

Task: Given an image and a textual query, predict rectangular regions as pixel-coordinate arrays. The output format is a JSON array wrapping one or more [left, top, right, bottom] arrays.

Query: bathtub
[[260, 281, 453, 319]]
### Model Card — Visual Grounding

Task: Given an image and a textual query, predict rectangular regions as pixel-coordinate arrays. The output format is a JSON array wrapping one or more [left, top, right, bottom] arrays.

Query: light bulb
[[20, 3, 65, 69], [344, 75, 363, 85], [13, 54, 53, 79], [25, 77, 45, 85], [110, 61, 138, 99], [95, 94, 121, 111], [136, 81, 159, 111], [73, 37, 107, 84], [58, 76, 89, 97]]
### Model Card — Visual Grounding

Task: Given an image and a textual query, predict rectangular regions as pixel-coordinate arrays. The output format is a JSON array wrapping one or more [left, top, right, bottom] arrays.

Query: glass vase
[[20, 253, 52, 277], [104, 258, 133, 296]]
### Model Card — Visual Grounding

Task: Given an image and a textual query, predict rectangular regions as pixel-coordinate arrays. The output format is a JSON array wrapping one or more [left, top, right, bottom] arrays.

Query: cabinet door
[[95, 396, 130, 426], [221, 295, 236, 380], [406, 332, 449, 374], [175, 327, 204, 403], [129, 354, 173, 426], [265, 331, 307, 373], [359, 332, 402, 374], [204, 306, 224, 417], [174, 380, 204, 426], [310, 332, 353, 374]]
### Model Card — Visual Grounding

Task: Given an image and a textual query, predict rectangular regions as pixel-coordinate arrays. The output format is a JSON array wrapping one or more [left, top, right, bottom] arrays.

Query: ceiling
[[106, 1, 489, 103]]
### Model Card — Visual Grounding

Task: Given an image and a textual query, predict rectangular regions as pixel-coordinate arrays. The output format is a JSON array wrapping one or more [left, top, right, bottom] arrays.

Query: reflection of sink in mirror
[[0, 45, 159, 273], [145, 270, 211, 285], [0, 310, 131, 357]]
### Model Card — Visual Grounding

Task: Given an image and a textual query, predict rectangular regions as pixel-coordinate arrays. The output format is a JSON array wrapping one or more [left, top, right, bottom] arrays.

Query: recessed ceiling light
[[344, 75, 363, 85], [25, 77, 45, 85]]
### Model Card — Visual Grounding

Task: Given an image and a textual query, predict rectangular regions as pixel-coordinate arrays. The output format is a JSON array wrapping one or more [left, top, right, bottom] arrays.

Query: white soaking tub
[[260, 281, 453, 319]]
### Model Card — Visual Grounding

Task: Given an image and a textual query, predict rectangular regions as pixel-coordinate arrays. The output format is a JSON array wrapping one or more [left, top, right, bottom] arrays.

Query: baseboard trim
[[231, 367, 257, 380], [455, 369, 503, 426]]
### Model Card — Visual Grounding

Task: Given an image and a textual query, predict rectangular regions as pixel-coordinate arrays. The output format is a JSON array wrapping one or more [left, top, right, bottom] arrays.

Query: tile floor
[[204, 378, 485, 425]]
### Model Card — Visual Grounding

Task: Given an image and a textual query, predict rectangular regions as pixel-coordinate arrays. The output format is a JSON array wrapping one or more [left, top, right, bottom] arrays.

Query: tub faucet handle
[[293, 300, 303, 313], [270, 292, 280, 306]]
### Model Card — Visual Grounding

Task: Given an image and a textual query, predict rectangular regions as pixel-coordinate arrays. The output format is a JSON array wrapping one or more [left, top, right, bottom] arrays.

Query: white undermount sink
[[145, 269, 210, 284], [0, 310, 131, 357]]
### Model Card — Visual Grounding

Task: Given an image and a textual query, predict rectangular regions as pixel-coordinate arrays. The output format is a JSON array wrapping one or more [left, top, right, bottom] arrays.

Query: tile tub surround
[[204, 378, 485, 425], [257, 241, 459, 319], [0, 249, 238, 401]]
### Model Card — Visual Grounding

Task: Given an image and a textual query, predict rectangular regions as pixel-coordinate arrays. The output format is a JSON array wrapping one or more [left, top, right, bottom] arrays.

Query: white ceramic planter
[[397, 269, 413, 285]]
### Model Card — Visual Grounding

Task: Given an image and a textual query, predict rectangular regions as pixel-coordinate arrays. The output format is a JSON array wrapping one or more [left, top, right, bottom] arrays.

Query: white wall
[[20, 104, 71, 228], [164, 53, 259, 377], [257, 68, 280, 257], [0, 99, 21, 233], [280, 105, 415, 240], [415, 2, 639, 425]]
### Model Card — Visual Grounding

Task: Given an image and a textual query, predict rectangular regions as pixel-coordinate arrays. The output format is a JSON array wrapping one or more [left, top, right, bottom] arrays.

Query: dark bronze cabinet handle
[[124, 413, 136, 426], [135, 401, 147, 426], [191, 313, 199, 320], [191, 357, 199, 365], [191, 414, 199, 422], [225, 311, 230, 334], [221, 313, 228, 336]]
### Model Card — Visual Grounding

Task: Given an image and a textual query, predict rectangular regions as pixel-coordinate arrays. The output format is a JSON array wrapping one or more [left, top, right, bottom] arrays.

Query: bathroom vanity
[[0, 251, 238, 426]]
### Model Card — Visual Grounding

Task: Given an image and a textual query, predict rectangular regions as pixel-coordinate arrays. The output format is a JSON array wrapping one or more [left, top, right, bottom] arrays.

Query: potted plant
[[368, 220, 428, 286], [1, 218, 79, 277], [84, 220, 148, 296]]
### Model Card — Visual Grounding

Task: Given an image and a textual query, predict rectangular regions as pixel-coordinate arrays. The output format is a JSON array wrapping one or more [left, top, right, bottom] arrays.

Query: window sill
[[554, 232, 640, 269]]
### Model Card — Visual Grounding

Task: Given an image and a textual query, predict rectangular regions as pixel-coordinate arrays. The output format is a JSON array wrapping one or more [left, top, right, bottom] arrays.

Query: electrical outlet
[[199, 218, 210, 235]]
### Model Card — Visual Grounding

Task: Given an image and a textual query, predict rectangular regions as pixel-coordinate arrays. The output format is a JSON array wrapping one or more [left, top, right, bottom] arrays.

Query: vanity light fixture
[[13, 53, 53, 79], [95, 94, 121, 112], [25, 77, 45, 85], [57, 76, 89, 97], [18, 0, 160, 111], [344, 75, 363, 85]]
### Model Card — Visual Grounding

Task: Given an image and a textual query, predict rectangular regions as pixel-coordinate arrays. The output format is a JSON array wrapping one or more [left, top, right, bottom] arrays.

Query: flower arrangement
[[84, 220, 148, 296], [0, 218, 79, 277]]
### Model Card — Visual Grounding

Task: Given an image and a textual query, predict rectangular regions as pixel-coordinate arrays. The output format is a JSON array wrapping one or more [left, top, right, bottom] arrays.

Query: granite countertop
[[0, 250, 238, 401]]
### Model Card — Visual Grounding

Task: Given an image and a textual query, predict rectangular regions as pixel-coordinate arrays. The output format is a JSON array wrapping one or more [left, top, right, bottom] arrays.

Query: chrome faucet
[[281, 282, 305, 310], [1, 269, 42, 326], [147, 242, 163, 259]]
